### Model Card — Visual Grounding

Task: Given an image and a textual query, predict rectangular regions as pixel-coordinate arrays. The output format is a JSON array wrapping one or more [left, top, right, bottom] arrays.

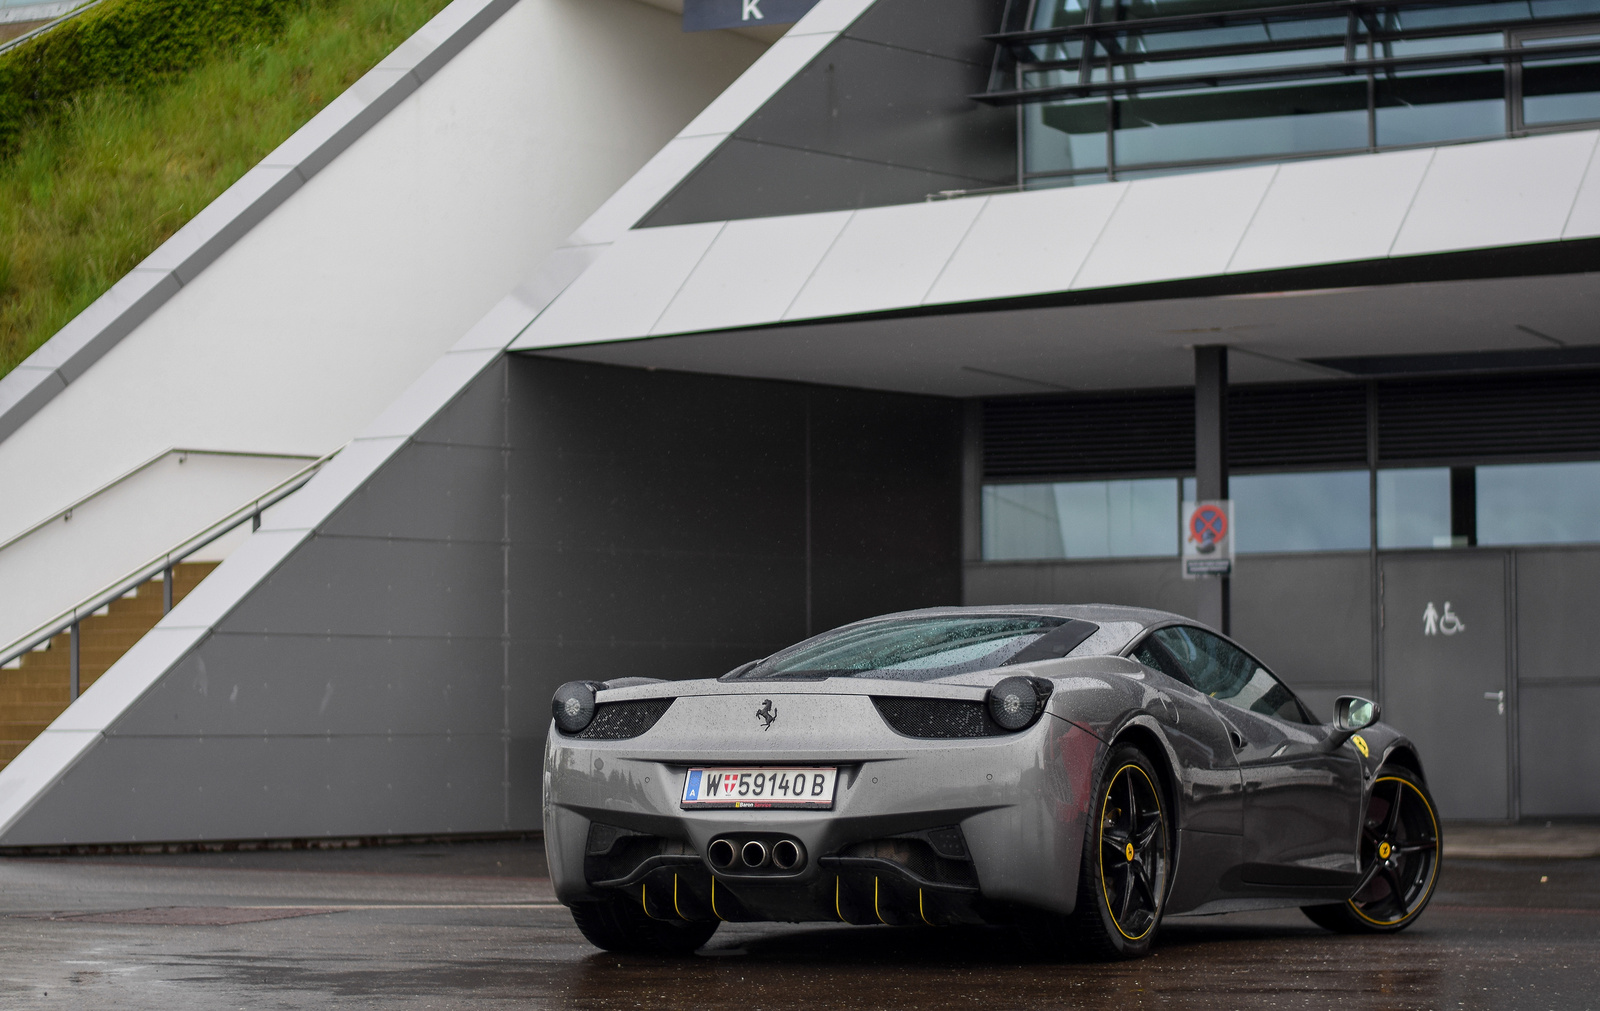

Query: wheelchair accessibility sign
[[1423, 601, 1464, 636], [1182, 500, 1234, 578]]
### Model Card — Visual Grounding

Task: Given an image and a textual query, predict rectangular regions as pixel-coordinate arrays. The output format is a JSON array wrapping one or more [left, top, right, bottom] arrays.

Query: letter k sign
[[742, 0, 764, 19]]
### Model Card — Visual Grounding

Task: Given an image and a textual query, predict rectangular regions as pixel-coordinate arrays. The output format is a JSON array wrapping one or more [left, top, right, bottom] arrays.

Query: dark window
[[1151, 626, 1310, 723]]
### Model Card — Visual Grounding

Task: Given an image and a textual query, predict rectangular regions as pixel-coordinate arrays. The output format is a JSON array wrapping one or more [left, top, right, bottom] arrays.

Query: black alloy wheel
[[1064, 744, 1171, 959], [1304, 767, 1440, 934]]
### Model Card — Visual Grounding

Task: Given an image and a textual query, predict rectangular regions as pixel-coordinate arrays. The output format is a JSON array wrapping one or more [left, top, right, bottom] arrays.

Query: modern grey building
[[2, 0, 1599, 845]]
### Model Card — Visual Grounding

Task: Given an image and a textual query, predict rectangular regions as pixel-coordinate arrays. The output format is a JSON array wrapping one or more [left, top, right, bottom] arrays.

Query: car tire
[[1061, 743, 1172, 960], [569, 897, 719, 955], [1303, 766, 1441, 934]]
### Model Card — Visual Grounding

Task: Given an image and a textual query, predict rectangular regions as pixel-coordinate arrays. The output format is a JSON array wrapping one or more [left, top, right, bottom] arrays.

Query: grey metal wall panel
[[642, 0, 1016, 226], [963, 561, 1057, 603], [964, 557, 1203, 620], [845, 0, 1006, 64], [217, 537, 505, 639], [641, 139, 994, 228], [515, 548, 807, 644], [508, 356, 963, 767], [1231, 553, 1374, 688], [1, 733, 505, 846], [506, 734, 543, 831], [317, 443, 507, 543], [0, 356, 518, 845], [732, 38, 1013, 182], [1518, 684, 1600, 816], [1515, 547, 1600, 684], [811, 385, 964, 631], [406, 355, 510, 450], [519, 449, 807, 559], [113, 633, 505, 737], [521, 466, 807, 556]]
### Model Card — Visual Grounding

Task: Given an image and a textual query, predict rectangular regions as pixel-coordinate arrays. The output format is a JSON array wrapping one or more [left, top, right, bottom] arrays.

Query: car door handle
[[1484, 690, 1505, 715]]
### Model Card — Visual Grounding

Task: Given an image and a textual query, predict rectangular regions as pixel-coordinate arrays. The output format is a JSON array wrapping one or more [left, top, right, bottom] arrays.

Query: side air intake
[[872, 697, 1011, 739], [576, 699, 674, 740]]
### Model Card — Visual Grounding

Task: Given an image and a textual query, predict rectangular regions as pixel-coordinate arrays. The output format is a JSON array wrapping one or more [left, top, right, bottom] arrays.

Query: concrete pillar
[[1194, 346, 1230, 633]]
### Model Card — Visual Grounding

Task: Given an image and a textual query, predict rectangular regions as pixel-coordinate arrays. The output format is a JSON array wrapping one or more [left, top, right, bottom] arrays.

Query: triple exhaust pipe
[[707, 835, 806, 873]]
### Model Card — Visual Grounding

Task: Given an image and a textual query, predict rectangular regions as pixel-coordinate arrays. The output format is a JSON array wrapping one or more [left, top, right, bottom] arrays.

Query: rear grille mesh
[[577, 699, 674, 740], [872, 697, 1008, 739]]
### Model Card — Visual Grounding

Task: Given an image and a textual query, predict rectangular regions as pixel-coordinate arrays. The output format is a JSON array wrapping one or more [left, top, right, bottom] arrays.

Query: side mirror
[[1334, 696, 1380, 732], [1325, 695, 1380, 751]]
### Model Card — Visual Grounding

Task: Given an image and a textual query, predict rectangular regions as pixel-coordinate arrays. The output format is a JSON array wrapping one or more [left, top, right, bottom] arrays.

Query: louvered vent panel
[[983, 384, 1369, 480], [1229, 384, 1368, 469], [982, 392, 1194, 479], [1378, 372, 1600, 463]]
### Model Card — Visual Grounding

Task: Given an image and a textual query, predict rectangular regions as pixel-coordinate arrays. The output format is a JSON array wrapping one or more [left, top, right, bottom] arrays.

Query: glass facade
[[986, 470, 1369, 561], [1377, 467, 1453, 548], [984, 462, 1600, 560], [1479, 460, 1600, 545], [1186, 471, 1371, 553], [990, 1, 1600, 186], [983, 479, 1178, 560]]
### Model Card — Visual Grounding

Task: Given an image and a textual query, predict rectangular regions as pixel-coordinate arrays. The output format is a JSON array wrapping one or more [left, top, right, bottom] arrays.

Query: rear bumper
[[542, 714, 1103, 922]]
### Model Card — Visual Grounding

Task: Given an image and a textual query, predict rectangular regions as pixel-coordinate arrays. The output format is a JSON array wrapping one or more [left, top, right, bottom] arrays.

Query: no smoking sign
[[1182, 499, 1234, 578]]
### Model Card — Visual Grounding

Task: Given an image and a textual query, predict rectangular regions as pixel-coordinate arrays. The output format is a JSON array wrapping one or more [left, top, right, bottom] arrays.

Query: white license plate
[[681, 767, 837, 809]]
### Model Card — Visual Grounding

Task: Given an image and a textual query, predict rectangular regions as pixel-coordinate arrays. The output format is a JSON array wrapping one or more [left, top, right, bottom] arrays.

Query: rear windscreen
[[733, 615, 1099, 682]]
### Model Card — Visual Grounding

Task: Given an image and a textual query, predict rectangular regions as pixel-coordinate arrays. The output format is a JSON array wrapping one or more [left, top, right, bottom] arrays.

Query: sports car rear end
[[544, 676, 1102, 927]]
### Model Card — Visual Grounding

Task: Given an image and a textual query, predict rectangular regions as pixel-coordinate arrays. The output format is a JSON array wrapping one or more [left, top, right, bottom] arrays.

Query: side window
[[1151, 626, 1310, 723], [1130, 637, 1188, 684]]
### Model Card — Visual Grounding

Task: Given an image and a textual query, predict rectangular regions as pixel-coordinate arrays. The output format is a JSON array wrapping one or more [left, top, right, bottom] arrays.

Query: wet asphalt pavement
[[0, 839, 1596, 1009]]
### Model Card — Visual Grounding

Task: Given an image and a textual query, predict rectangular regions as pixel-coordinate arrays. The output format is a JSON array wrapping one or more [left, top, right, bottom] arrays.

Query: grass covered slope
[[0, 0, 452, 377]]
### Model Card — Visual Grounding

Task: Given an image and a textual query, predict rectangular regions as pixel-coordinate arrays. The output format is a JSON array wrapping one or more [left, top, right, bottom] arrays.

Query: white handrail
[[0, 448, 338, 670], [0, 448, 315, 557], [0, 0, 104, 55]]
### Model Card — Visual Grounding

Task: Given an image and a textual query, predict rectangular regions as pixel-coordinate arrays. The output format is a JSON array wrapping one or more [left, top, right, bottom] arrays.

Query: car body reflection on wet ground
[[0, 834, 1596, 1009]]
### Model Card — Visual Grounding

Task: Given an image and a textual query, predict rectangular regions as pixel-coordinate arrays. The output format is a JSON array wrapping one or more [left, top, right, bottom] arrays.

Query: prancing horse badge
[[756, 699, 778, 730]]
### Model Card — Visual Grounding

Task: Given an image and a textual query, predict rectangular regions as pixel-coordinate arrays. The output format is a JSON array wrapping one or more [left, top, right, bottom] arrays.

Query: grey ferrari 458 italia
[[542, 605, 1440, 959]]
